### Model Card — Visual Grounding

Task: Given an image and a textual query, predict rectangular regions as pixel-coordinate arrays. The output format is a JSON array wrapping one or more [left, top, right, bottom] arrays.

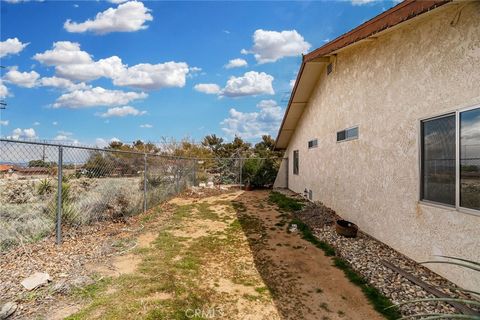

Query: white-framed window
[[308, 139, 318, 149], [337, 126, 359, 142], [420, 105, 480, 212]]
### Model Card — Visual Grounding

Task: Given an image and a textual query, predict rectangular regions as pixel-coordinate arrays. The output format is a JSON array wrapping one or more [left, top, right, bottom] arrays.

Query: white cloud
[[95, 138, 107, 147], [33, 42, 124, 82], [64, 1, 153, 34], [289, 79, 296, 89], [33, 42, 190, 88], [53, 86, 147, 108], [244, 29, 311, 64], [351, 0, 377, 5], [54, 134, 69, 141], [113, 62, 189, 89], [194, 83, 221, 95], [140, 124, 153, 128], [108, 0, 128, 3], [95, 137, 121, 147], [221, 99, 283, 139], [99, 106, 146, 118], [0, 38, 29, 58], [33, 121, 40, 126], [224, 58, 248, 69], [3, 67, 40, 88], [39, 76, 89, 91], [33, 41, 92, 66], [58, 56, 125, 82], [222, 71, 274, 97], [0, 120, 9, 126], [0, 80, 9, 98], [7, 128, 37, 140], [52, 121, 58, 126]]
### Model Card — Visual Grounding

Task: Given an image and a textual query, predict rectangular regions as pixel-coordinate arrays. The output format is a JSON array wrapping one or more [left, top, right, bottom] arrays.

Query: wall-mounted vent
[[327, 63, 333, 75], [308, 139, 318, 149], [337, 126, 359, 142]]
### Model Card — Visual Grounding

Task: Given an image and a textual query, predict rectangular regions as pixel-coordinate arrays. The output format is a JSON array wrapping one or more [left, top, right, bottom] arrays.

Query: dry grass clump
[[0, 177, 144, 251]]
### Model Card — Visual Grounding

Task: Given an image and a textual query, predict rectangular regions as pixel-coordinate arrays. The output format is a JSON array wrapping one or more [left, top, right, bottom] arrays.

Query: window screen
[[421, 114, 456, 206], [293, 150, 299, 175], [460, 108, 480, 210], [308, 139, 318, 149]]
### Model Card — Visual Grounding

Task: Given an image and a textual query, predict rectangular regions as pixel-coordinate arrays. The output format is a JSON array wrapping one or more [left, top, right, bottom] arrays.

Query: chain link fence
[[0, 139, 279, 251]]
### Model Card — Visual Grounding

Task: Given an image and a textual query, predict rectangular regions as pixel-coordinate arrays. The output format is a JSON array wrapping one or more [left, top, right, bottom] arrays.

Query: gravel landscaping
[[282, 189, 479, 317]]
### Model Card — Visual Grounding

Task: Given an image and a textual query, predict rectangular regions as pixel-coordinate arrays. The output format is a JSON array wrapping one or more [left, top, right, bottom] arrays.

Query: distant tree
[[254, 135, 282, 158], [223, 136, 251, 158], [202, 134, 224, 156], [28, 159, 54, 167], [108, 141, 124, 150]]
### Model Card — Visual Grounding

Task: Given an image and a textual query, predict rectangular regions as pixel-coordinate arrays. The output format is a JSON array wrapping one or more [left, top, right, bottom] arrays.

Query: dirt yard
[[37, 189, 381, 320]]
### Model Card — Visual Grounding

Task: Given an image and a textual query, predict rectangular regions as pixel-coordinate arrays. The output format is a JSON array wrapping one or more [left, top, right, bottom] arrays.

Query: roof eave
[[274, 0, 452, 151]]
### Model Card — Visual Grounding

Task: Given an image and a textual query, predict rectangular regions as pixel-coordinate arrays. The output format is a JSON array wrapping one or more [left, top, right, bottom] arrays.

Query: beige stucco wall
[[273, 158, 288, 188], [283, 2, 480, 290]]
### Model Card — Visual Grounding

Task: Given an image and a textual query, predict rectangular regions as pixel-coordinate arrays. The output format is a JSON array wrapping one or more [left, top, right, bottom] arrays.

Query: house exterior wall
[[282, 2, 480, 290]]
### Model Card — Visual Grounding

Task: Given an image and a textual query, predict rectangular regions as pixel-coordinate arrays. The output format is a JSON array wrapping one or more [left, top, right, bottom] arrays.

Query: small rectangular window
[[308, 139, 318, 149], [293, 150, 299, 175], [308, 189, 313, 200], [337, 126, 359, 142]]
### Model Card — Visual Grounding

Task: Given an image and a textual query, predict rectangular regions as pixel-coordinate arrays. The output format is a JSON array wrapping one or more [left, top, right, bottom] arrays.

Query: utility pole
[[0, 66, 6, 111]]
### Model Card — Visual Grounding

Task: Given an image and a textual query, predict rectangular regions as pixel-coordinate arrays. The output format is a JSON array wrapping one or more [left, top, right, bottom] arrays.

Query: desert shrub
[[252, 158, 279, 187], [69, 177, 98, 194], [48, 182, 79, 225], [0, 202, 53, 251], [195, 171, 208, 183], [0, 180, 35, 204], [37, 178, 54, 196], [242, 158, 262, 186], [242, 158, 280, 188], [74, 179, 143, 224], [140, 174, 165, 189]]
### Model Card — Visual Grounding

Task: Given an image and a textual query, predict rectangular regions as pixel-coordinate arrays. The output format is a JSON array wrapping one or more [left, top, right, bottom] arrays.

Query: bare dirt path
[[52, 190, 384, 319]]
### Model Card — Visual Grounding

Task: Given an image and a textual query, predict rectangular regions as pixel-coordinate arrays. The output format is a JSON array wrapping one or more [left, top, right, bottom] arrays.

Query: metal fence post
[[175, 161, 180, 193], [193, 159, 197, 186], [143, 153, 147, 213], [239, 158, 243, 189], [56, 146, 63, 245]]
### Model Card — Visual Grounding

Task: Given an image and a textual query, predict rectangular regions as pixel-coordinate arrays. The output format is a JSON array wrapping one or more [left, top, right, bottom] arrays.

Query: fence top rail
[[0, 138, 282, 161]]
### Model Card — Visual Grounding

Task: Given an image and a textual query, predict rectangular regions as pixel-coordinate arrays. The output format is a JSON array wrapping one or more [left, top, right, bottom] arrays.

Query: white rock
[[207, 181, 214, 188], [20, 272, 51, 291], [199, 183, 206, 188], [0, 302, 17, 319]]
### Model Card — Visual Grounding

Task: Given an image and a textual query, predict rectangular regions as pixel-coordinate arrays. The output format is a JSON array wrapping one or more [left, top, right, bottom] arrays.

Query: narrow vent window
[[293, 150, 299, 175], [308, 189, 313, 200], [327, 63, 333, 75], [337, 126, 359, 142], [308, 139, 318, 149]]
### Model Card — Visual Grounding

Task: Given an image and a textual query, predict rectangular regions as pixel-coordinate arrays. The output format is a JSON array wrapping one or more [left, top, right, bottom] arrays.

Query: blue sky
[[0, 0, 397, 146]]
